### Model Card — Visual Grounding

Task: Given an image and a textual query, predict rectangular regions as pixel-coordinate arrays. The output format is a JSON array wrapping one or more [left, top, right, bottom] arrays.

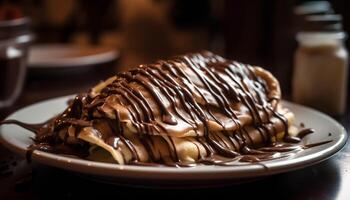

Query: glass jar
[[293, 31, 348, 115], [0, 17, 34, 108]]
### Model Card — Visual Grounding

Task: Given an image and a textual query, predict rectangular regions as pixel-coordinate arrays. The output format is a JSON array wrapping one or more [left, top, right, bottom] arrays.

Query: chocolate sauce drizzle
[[0, 52, 331, 167]]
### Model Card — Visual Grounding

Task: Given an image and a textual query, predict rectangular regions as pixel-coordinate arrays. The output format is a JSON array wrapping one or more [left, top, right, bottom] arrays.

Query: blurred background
[[0, 0, 350, 116], [2, 1, 350, 198]]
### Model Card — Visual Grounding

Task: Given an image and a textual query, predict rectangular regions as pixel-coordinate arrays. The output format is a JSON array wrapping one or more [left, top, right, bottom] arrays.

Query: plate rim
[[0, 95, 348, 180], [28, 44, 119, 68]]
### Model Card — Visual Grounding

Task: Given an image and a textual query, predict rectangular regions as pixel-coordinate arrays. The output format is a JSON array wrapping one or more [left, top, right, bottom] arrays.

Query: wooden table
[[0, 59, 349, 199]]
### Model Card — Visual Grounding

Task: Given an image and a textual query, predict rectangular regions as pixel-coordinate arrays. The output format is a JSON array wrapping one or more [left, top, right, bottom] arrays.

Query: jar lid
[[302, 14, 343, 32], [294, 1, 334, 15]]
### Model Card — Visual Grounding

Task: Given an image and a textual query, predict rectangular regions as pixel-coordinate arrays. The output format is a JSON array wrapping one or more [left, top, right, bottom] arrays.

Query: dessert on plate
[[1, 51, 318, 166]]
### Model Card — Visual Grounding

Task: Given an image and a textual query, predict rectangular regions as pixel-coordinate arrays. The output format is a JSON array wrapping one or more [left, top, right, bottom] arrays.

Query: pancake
[[1, 51, 319, 166]]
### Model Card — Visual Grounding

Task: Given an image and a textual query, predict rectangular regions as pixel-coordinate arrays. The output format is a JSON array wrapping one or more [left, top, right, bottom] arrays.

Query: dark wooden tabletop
[[0, 59, 349, 200]]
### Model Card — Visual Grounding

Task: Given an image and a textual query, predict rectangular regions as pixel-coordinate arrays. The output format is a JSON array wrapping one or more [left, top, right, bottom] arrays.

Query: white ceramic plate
[[0, 95, 347, 186], [28, 44, 119, 68]]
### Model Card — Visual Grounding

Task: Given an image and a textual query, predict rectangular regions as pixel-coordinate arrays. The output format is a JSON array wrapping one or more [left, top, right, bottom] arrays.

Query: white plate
[[0, 95, 347, 186], [28, 44, 119, 68]]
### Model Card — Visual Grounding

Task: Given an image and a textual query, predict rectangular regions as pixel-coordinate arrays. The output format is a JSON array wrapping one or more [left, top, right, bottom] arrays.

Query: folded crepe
[[16, 51, 303, 166]]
